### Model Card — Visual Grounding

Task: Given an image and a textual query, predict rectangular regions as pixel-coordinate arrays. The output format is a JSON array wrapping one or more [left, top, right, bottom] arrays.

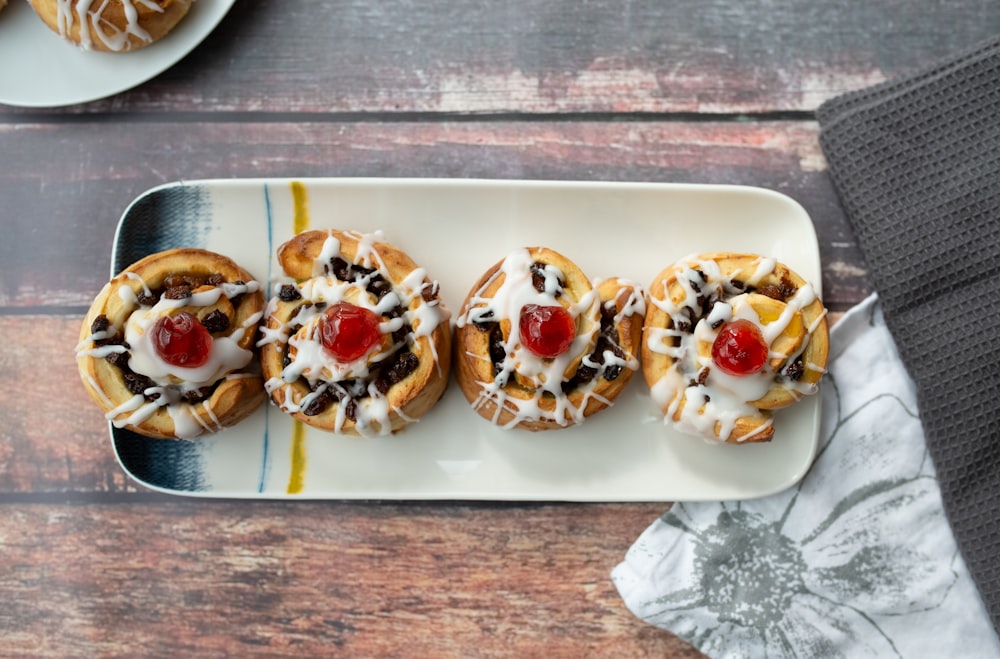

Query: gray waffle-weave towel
[[817, 37, 1000, 634]]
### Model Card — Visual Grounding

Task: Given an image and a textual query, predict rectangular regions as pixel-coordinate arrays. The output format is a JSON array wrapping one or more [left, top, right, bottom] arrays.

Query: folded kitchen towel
[[612, 295, 1000, 657], [816, 37, 1000, 634]]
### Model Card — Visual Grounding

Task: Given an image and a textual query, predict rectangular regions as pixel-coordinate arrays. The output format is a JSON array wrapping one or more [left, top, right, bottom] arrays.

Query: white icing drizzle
[[76, 277, 262, 439], [455, 249, 641, 429], [55, 0, 164, 51], [646, 255, 826, 443], [258, 230, 448, 437]]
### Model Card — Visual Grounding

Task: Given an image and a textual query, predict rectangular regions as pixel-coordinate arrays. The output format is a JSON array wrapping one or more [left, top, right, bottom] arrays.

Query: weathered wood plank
[[0, 120, 869, 309], [0, 317, 130, 494], [0, 501, 699, 657], [3, 0, 998, 114]]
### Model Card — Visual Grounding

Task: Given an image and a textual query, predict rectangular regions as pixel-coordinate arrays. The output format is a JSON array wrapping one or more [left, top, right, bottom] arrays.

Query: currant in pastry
[[76, 248, 267, 440], [641, 252, 830, 443], [258, 230, 452, 436], [454, 247, 645, 431]]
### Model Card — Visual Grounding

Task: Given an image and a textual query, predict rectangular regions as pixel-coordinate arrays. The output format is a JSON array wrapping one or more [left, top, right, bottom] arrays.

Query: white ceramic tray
[[0, 0, 235, 107], [109, 178, 824, 501]]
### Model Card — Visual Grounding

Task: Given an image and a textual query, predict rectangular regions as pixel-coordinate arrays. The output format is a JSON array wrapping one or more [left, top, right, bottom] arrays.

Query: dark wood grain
[[2, 501, 701, 657], [4, 0, 998, 115]]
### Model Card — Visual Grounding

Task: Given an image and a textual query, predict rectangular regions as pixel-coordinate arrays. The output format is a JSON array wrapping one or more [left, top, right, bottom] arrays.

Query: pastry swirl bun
[[76, 248, 266, 440], [29, 0, 192, 52], [258, 230, 452, 436], [454, 247, 644, 431], [642, 252, 829, 443]]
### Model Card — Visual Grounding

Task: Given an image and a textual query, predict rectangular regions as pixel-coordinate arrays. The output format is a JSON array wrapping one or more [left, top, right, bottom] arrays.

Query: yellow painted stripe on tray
[[286, 421, 307, 494], [286, 180, 311, 494], [291, 180, 310, 234]]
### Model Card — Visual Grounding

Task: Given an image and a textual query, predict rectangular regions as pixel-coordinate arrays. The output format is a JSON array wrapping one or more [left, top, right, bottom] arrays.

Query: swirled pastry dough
[[258, 230, 452, 436], [76, 248, 266, 440], [642, 253, 829, 443], [29, 0, 192, 52], [455, 247, 644, 431]]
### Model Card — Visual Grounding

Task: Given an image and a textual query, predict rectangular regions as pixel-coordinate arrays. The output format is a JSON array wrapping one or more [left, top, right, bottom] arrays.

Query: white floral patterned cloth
[[612, 295, 1000, 658]]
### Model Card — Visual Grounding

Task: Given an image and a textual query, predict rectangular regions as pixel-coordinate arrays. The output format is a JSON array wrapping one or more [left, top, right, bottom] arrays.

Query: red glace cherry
[[711, 319, 769, 376], [319, 303, 382, 362], [519, 304, 576, 358], [153, 312, 213, 368]]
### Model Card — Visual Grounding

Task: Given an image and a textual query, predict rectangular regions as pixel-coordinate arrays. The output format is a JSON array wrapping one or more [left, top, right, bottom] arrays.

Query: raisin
[[530, 262, 563, 296], [603, 364, 622, 381], [302, 388, 335, 416], [784, 357, 805, 381], [778, 275, 798, 299], [472, 308, 495, 331], [163, 284, 192, 300], [124, 372, 152, 396], [330, 257, 351, 280], [344, 399, 358, 422], [531, 266, 547, 293], [278, 284, 301, 302], [574, 364, 598, 387], [367, 276, 392, 300], [756, 284, 784, 301], [489, 325, 506, 375], [182, 386, 214, 402], [421, 281, 439, 302], [206, 273, 225, 287], [91, 314, 110, 335], [388, 351, 418, 383], [137, 293, 159, 307], [201, 310, 230, 333], [392, 323, 412, 345], [675, 306, 696, 334], [342, 380, 366, 399], [105, 350, 130, 369]]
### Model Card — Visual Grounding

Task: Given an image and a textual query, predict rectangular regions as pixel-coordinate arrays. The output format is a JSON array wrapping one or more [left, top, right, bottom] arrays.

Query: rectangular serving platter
[[110, 177, 823, 501]]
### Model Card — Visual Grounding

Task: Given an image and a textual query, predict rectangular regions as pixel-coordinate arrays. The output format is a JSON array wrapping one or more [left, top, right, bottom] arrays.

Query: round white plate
[[0, 0, 235, 108]]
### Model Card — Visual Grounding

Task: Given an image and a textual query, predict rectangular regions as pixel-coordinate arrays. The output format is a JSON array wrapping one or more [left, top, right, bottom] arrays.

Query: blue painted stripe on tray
[[113, 184, 212, 270], [257, 182, 275, 494], [112, 183, 214, 492]]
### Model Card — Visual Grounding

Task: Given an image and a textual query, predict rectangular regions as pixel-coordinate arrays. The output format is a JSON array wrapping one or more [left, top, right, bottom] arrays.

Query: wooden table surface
[[2, 1, 998, 656]]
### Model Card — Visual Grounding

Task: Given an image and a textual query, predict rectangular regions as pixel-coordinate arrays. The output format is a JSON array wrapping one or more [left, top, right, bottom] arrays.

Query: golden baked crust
[[76, 248, 266, 440], [29, 0, 192, 52], [642, 252, 829, 443], [454, 247, 644, 431], [259, 230, 452, 436]]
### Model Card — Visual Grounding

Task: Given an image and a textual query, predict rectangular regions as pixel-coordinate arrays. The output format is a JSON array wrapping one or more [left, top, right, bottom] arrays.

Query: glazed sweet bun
[[29, 0, 192, 52], [258, 230, 452, 437], [642, 252, 829, 443], [454, 246, 645, 431], [76, 248, 267, 440]]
